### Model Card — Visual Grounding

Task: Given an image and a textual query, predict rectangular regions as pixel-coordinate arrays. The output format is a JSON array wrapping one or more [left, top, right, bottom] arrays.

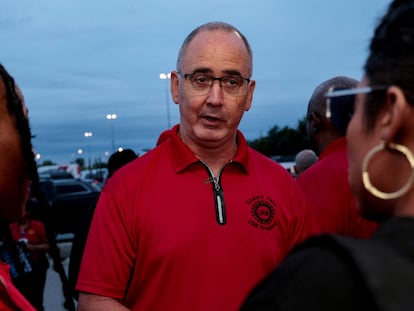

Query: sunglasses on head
[[324, 86, 388, 132]]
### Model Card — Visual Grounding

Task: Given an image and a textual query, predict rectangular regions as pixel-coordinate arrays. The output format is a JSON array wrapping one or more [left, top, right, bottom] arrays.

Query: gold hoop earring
[[362, 141, 414, 200]]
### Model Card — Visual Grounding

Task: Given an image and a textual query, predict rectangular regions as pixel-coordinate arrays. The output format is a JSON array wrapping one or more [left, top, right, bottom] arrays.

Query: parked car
[[34, 178, 101, 234], [39, 171, 75, 180]]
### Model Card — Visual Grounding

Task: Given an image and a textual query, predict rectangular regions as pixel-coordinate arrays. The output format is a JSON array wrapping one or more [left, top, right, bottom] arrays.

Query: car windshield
[[56, 184, 90, 195]]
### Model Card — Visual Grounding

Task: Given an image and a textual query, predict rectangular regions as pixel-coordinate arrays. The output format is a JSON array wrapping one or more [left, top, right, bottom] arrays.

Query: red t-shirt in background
[[9, 219, 48, 263], [297, 137, 378, 238]]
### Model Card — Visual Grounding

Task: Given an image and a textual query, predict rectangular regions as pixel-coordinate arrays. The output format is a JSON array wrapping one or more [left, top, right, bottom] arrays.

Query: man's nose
[[206, 80, 224, 104]]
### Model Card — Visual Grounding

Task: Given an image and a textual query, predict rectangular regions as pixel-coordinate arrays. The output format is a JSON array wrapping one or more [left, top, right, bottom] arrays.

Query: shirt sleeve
[[76, 188, 137, 299]]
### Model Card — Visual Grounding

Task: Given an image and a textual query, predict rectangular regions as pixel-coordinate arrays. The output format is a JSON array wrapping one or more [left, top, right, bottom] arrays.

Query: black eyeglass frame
[[177, 71, 251, 96]]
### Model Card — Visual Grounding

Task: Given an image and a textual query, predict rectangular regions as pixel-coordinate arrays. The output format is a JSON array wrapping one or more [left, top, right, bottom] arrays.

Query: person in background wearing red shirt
[[9, 197, 49, 311], [297, 76, 378, 237], [0, 63, 37, 311]]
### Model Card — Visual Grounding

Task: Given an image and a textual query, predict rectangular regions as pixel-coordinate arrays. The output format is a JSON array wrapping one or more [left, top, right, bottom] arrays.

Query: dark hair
[[0, 64, 36, 181], [107, 149, 137, 178], [25, 196, 40, 212], [176, 22, 253, 76], [364, 0, 414, 129]]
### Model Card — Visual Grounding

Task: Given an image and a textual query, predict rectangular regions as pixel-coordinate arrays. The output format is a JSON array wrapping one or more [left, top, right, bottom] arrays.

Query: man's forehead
[[182, 30, 251, 73]]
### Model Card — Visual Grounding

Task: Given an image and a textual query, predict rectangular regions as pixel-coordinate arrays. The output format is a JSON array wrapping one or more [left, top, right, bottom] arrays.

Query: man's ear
[[380, 86, 408, 143], [244, 80, 255, 112], [170, 71, 180, 104], [309, 112, 321, 135]]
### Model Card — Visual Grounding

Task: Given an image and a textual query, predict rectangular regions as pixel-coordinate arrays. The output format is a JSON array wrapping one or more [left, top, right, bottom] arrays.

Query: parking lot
[[44, 239, 77, 311]]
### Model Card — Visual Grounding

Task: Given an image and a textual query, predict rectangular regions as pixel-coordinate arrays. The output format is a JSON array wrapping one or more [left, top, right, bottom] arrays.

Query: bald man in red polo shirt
[[298, 76, 378, 237]]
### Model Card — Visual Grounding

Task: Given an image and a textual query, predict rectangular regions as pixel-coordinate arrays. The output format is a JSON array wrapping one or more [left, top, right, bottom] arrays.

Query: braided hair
[[0, 64, 37, 184]]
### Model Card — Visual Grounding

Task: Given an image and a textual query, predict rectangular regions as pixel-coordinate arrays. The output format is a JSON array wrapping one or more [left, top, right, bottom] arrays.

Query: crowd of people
[[0, 0, 413, 310]]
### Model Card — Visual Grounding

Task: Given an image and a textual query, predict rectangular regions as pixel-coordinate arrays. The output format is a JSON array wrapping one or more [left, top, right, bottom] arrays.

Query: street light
[[106, 113, 117, 153], [159, 72, 171, 128], [84, 131, 93, 170]]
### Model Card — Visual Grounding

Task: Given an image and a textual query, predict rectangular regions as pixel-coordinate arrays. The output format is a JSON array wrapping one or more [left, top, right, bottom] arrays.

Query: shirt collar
[[158, 124, 249, 174], [319, 137, 347, 160]]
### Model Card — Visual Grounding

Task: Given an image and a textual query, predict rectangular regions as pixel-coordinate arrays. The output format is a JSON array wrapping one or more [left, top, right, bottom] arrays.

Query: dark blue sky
[[1, 0, 389, 163]]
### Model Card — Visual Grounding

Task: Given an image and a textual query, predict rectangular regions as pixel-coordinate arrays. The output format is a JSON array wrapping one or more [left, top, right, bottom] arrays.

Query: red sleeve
[[76, 188, 136, 299]]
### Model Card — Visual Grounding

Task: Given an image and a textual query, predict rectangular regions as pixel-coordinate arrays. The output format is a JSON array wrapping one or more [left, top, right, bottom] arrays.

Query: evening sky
[[1, 0, 390, 163]]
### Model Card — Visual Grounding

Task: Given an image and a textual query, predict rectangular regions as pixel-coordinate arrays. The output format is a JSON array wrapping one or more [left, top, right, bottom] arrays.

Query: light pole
[[159, 72, 171, 128], [77, 148, 84, 168], [84, 131, 93, 170], [106, 113, 117, 153]]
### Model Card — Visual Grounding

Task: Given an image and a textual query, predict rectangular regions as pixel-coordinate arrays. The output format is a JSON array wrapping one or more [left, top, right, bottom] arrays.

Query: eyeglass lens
[[186, 73, 248, 96]]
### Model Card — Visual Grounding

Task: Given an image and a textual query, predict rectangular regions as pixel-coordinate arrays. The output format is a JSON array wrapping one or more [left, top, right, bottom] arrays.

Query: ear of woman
[[380, 86, 412, 144]]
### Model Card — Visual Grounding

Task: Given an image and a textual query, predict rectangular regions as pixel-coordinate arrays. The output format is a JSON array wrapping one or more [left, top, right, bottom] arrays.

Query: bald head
[[306, 76, 358, 153], [308, 76, 358, 118], [176, 21, 253, 76], [294, 149, 318, 176]]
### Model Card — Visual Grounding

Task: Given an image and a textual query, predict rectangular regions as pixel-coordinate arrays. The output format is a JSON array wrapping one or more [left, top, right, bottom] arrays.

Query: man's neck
[[317, 132, 343, 154], [198, 146, 237, 177], [180, 133, 238, 177]]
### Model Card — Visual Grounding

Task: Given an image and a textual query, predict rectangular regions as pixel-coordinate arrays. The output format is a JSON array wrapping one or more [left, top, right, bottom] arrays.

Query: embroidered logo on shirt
[[246, 195, 277, 231]]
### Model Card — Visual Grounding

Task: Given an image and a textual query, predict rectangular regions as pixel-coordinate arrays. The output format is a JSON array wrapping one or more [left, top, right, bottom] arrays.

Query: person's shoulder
[[281, 236, 351, 275], [247, 146, 272, 161], [30, 218, 46, 228], [297, 150, 347, 185], [274, 234, 367, 284], [318, 140, 348, 168], [260, 234, 371, 293], [103, 145, 165, 192], [242, 235, 360, 311]]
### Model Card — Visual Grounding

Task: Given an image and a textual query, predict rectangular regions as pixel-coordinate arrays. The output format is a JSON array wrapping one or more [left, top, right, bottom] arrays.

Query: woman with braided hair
[[0, 63, 37, 311]]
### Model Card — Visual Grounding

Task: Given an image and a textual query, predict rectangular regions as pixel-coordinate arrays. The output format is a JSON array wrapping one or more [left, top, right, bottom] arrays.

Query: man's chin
[[196, 127, 225, 141]]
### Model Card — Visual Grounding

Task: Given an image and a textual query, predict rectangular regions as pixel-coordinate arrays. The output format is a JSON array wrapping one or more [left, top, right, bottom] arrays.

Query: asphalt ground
[[44, 240, 76, 311]]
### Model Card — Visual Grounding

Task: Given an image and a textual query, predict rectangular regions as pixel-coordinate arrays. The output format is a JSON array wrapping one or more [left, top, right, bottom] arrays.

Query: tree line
[[38, 116, 312, 168], [247, 116, 313, 159]]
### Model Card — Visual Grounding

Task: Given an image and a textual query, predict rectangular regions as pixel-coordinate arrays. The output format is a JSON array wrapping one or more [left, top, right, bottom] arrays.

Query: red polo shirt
[[77, 125, 314, 311], [297, 137, 378, 237]]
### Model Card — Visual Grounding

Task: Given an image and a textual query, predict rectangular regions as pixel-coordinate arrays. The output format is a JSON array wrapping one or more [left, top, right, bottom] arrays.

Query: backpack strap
[[299, 235, 414, 311]]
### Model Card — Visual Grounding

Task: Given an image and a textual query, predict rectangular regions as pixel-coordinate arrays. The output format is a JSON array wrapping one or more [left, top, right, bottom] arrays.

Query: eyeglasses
[[177, 71, 250, 96], [323, 86, 388, 132]]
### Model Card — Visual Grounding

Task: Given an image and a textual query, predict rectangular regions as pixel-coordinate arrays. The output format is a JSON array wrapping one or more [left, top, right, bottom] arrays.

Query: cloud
[[1, 0, 390, 163]]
